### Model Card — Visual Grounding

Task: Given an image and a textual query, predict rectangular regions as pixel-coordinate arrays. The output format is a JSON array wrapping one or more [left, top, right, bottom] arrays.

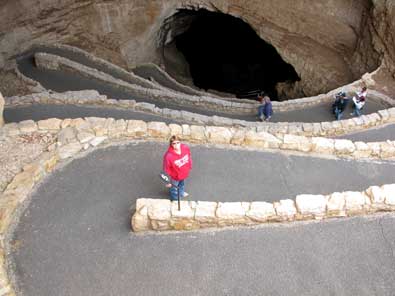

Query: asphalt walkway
[[7, 46, 395, 296], [5, 104, 395, 142], [9, 142, 395, 296], [16, 47, 388, 123]]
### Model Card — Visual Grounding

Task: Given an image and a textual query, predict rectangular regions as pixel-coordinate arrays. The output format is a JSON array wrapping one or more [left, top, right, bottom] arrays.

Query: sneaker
[[259, 115, 264, 122], [183, 192, 189, 198]]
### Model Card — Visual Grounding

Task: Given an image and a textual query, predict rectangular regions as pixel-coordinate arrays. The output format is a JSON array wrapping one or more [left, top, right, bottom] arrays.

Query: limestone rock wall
[[370, 1, 395, 76], [131, 184, 395, 232], [0, 0, 394, 97]]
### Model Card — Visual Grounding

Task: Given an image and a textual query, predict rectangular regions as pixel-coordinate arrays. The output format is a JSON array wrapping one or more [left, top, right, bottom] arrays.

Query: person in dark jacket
[[332, 91, 348, 120], [163, 135, 192, 201]]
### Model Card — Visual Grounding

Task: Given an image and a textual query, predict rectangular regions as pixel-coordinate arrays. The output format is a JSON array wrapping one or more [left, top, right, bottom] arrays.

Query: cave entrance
[[161, 9, 299, 100]]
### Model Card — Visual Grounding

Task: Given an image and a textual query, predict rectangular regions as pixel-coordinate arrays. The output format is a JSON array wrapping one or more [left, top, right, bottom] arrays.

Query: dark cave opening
[[169, 9, 300, 100]]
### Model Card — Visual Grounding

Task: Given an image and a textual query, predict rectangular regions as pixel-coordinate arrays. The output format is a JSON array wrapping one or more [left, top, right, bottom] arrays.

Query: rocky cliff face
[[370, 1, 395, 74], [0, 0, 394, 98]]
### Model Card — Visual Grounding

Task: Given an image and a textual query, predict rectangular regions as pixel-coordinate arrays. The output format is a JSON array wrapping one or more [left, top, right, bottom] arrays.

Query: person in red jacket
[[163, 135, 192, 201]]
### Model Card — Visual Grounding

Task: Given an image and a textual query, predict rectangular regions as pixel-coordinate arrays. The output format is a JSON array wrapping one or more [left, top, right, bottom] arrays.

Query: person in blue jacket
[[258, 94, 273, 121]]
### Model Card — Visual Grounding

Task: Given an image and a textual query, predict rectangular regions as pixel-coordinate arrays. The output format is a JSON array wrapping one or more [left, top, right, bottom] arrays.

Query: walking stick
[[159, 171, 181, 210]]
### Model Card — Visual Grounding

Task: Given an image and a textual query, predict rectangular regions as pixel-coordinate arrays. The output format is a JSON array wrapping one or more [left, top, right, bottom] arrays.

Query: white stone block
[[38, 118, 62, 130], [367, 142, 381, 157], [147, 199, 171, 221], [18, 120, 37, 133], [344, 191, 370, 214], [320, 121, 333, 133], [231, 128, 246, 145], [380, 142, 395, 158], [190, 125, 206, 142], [381, 184, 395, 206], [171, 201, 195, 219], [365, 186, 388, 210], [282, 134, 312, 152], [108, 119, 126, 138], [126, 120, 147, 137], [205, 126, 233, 144], [169, 124, 182, 136], [274, 199, 297, 221], [195, 201, 218, 223], [353, 142, 372, 158], [181, 124, 191, 139], [312, 137, 335, 154], [147, 121, 170, 139], [216, 202, 247, 220], [326, 192, 346, 217], [246, 202, 276, 222], [295, 194, 326, 218], [334, 139, 355, 154], [244, 130, 282, 148]]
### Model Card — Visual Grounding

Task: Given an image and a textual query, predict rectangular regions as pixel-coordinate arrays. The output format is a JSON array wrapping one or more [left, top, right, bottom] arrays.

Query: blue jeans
[[352, 106, 362, 117], [257, 105, 265, 118], [335, 107, 343, 120], [169, 179, 185, 201]]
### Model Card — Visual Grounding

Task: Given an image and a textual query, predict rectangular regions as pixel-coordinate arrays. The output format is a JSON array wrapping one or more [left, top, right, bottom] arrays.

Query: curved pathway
[[133, 63, 206, 96], [9, 142, 395, 295], [16, 48, 388, 123], [5, 44, 395, 296], [5, 104, 395, 142], [4, 104, 185, 125], [337, 123, 395, 142]]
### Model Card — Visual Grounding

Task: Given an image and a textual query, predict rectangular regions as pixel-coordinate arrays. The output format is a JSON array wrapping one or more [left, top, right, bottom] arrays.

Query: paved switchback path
[[9, 142, 395, 296], [16, 48, 388, 123], [5, 104, 395, 142], [4, 104, 185, 125]]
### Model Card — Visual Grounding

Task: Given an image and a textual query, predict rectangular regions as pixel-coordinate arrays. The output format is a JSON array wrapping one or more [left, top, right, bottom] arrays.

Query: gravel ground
[[0, 132, 55, 191]]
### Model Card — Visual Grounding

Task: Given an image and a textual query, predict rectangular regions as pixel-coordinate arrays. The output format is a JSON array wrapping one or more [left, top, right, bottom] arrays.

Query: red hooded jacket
[[163, 144, 192, 181]]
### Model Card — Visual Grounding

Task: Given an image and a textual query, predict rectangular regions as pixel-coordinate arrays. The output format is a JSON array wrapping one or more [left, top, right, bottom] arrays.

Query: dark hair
[[169, 135, 181, 145]]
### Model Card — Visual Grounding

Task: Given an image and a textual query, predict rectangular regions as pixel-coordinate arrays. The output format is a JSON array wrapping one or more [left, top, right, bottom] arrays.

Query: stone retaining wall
[[34, 43, 163, 91], [1, 116, 395, 292], [34, 52, 254, 114], [131, 184, 395, 232], [6, 90, 395, 138], [31, 44, 395, 112], [4, 116, 395, 160], [133, 62, 220, 98]]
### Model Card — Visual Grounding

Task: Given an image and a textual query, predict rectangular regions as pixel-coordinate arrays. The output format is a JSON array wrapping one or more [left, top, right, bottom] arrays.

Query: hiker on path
[[163, 135, 192, 201], [257, 93, 273, 121], [332, 91, 348, 120], [351, 86, 367, 117]]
